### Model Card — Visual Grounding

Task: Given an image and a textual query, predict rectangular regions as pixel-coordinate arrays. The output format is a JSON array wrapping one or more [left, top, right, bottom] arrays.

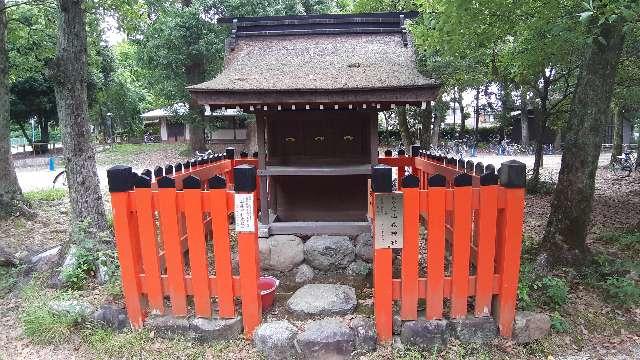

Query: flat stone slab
[[253, 320, 300, 360], [190, 316, 243, 341], [297, 318, 355, 360], [260, 235, 304, 272], [350, 316, 377, 354], [448, 316, 498, 343], [146, 315, 191, 339], [287, 284, 357, 317], [400, 320, 448, 348]]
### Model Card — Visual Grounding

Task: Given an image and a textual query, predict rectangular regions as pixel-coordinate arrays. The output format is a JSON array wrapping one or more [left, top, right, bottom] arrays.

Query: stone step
[[287, 283, 357, 318]]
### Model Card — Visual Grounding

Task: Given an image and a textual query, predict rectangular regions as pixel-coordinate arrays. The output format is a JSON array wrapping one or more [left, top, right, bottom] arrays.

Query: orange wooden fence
[[374, 148, 526, 342], [107, 149, 262, 338]]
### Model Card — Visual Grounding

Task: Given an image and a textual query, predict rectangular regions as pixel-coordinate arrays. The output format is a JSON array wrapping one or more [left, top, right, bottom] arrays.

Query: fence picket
[[475, 174, 499, 316], [134, 186, 165, 314], [400, 177, 419, 320], [184, 176, 212, 318], [157, 177, 188, 316], [426, 174, 446, 319], [450, 174, 473, 318], [208, 177, 236, 318]]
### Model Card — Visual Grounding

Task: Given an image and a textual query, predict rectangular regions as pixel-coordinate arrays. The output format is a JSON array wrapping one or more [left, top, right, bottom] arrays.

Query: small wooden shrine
[[188, 12, 440, 235]]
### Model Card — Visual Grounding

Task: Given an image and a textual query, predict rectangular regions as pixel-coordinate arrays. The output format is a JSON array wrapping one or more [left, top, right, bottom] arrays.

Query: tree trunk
[[520, 90, 529, 146], [17, 121, 33, 147], [431, 112, 441, 148], [51, 0, 107, 232], [530, 78, 550, 187], [397, 107, 413, 151], [39, 117, 50, 143], [0, 0, 30, 219], [542, 19, 625, 265], [610, 104, 623, 163], [457, 93, 466, 135], [554, 129, 562, 150], [474, 87, 480, 144], [419, 102, 432, 149]]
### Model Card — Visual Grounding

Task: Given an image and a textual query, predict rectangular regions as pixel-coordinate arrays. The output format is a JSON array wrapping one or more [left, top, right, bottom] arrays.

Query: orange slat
[[237, 193, 261, 338], [450, 186, 473, 318], [495, 188, 525, 337], [391, 275, 503, 300], [400, 187, 419, 320], [426, 187, 445, 319], [475, 185, 498, 317], [110, 192, 144, 328], [133, 188, 164, 314], [184, 189, 212, 317], [157, 187, 188, 316], [209, 188, 236, 317]]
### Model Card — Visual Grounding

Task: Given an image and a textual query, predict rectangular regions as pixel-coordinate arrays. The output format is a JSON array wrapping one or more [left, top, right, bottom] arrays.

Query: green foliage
[[601, 231, 640, 252], [518, 262, 568, 311], [61, 222, 115, 290], [539, 276, 569, 309], [549, 311, 569, 333], [581, 251, 640, 308], [19, 283, 78, 345], [603, 276, 640, 307], [24, 189, 67, 202]]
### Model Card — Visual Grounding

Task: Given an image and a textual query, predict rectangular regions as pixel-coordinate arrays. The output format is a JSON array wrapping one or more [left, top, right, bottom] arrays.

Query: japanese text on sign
[[374, 192, 403, 249], [234, 193, 255, 232]]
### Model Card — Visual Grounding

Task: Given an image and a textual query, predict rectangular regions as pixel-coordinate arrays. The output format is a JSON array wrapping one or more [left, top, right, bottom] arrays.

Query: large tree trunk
[[610, 104, 622, 163], [182, 0, 206, 152], [520, 90, 529, 146], [397, 107, 413, 151], [51, 0, 107, 231], [39, 117, 50, 143], [542, 19, 625, 265], [473, 88, 480, 144], [0, 0, 30, 219], [419, 102, 432, 149], [245, 118, 257, 153]]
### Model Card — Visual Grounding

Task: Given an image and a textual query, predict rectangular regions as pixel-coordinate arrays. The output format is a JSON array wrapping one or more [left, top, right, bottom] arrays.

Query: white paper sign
[[234, 193, 255, 232], [374, 192, 404, 249]]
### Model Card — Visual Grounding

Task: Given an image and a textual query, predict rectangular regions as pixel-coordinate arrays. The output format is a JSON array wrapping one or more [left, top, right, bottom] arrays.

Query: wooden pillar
[[370, 112, 379, 165], [257, 114, 269, 225]]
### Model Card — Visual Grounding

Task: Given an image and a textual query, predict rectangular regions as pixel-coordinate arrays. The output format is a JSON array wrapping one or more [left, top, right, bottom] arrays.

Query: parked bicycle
[[610, 150, 639, 177], [53, 169, 67, 189]]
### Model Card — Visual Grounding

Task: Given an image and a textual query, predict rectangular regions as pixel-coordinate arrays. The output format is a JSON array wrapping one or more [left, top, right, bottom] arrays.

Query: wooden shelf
[[258, 164, 371, 176]]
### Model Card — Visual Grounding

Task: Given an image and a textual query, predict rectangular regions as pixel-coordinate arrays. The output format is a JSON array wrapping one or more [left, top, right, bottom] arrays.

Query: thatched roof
[[190, 34, 434, 92], [188, 12, 440, 108]]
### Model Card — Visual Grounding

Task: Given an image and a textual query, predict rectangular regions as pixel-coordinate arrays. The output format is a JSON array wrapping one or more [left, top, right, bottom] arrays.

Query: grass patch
[[0, 266, 19, 297], [82, 327, 230, 359], [19, 282, 79, 345], [97, 143, 187, 165], [24, 188, 67, 202], [601, 231, 640, 252], [581, 251, 640, 308]]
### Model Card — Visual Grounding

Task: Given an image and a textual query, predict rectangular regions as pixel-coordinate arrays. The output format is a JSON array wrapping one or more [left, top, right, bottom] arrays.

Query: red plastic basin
[[258, 276, 279, 311]]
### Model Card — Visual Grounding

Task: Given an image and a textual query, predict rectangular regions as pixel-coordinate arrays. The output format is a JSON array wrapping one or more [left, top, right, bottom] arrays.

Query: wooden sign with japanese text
[[234, 193, 255, 232], [374, 192, 403, 249]]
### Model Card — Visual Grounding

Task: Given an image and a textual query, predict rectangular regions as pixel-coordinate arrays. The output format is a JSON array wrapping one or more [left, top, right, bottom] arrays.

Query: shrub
[[601, 231, 640, 252], [603, 276, 640, 307], [539, 276, 569, 309], [0, 266, 19, 297], [24, 188, 67, 202], [550, 312, 569, 333]]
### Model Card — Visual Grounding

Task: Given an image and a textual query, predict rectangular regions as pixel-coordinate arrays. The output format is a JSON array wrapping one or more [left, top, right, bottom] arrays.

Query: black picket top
[[480, 172, 500, 186], [157, 176, 176, 188], [485, 164, 496, 174], [402, 174, 420, 188], [234, 165, 256, 192], [154, 166, 164, 178], [371, 165, 392, 193], [474, 162, 484, 176], [182, 175, 202, 190], [499, 160, 526, 188], [107, 165, 133, 192], [208, 175, 227, 189], [135, 174, 152, 188], [384, 149, 393, 157], [428, 173, 447, 187], [141, 169, 152, 179], [453, 172, 472, 187]]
